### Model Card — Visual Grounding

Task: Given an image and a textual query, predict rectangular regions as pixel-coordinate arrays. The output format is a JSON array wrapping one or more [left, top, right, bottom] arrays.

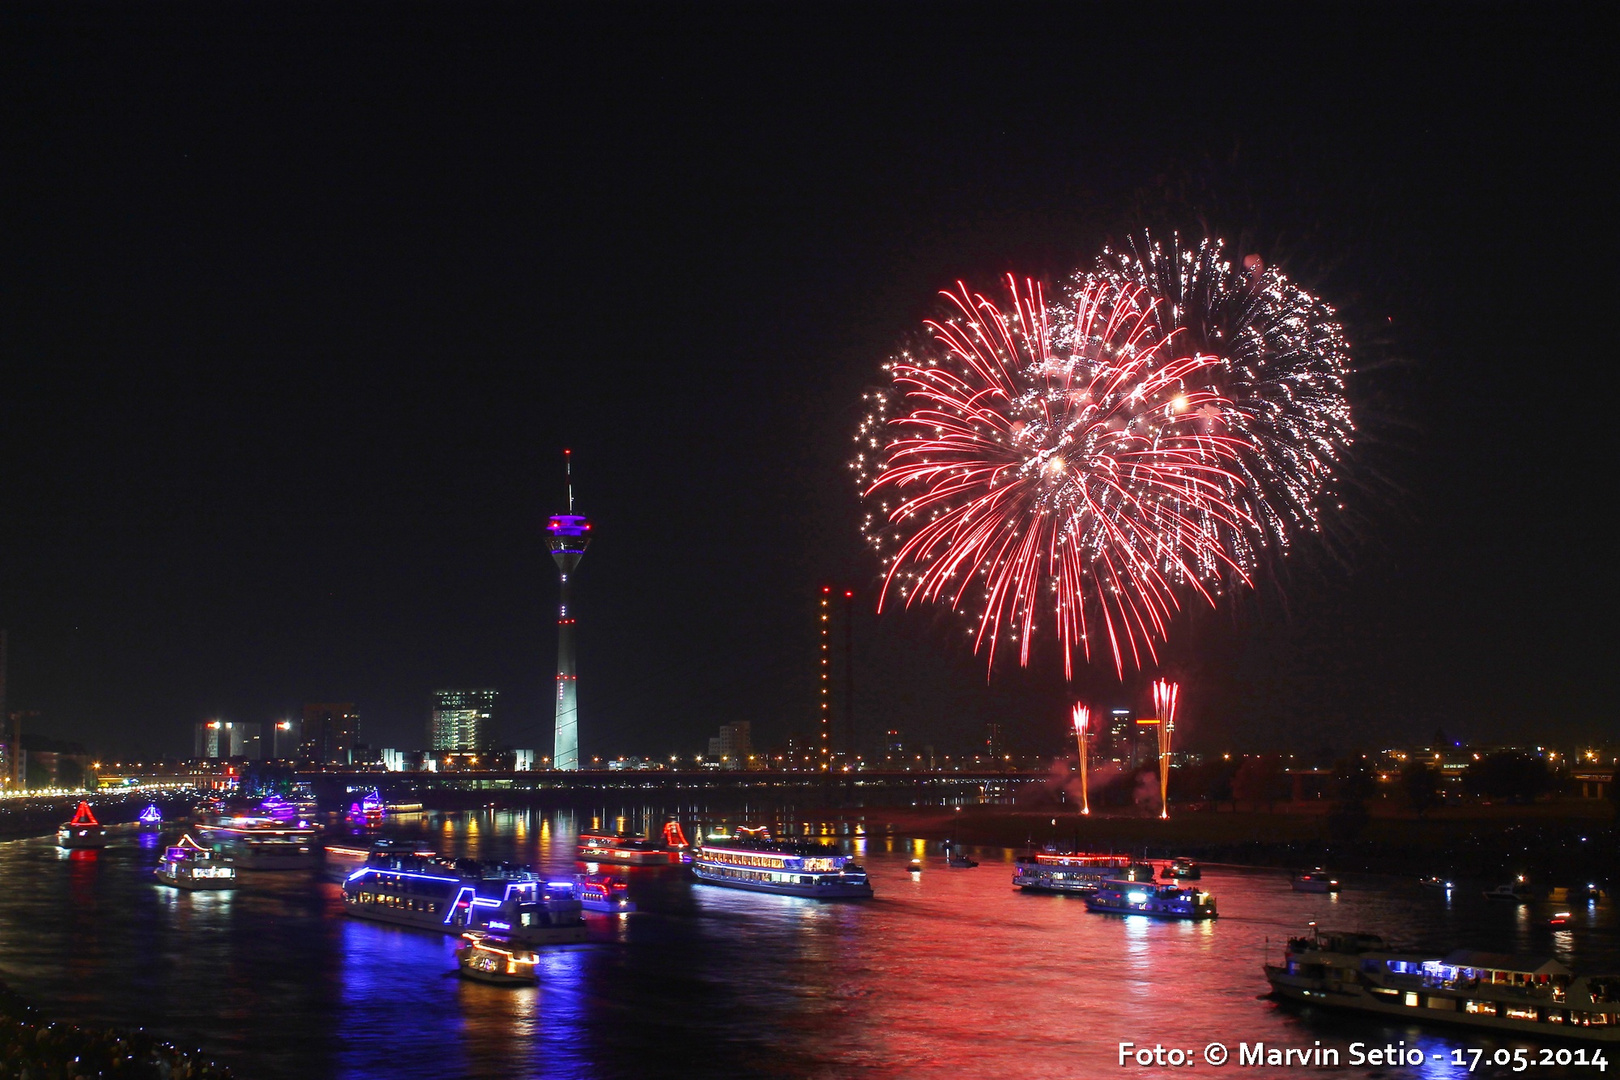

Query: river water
[[0, 808, 1614, 1079]]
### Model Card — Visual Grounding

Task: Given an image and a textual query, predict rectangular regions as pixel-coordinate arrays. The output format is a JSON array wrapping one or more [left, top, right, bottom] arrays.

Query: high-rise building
[[430, 688, 496, 752], [547, 451, 590, 772], [301, 703, 360, 764], [193, 720, 263, 759], [272, 718, 301, 760], [1108, 708, 1134, 767], [195, 720, 222, 759], [706, 721, 752, 768], [985, 721, 1004, 762]]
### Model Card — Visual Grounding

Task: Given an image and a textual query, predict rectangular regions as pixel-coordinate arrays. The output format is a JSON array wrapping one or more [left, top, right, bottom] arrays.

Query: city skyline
[[1, 6, 1611, 762]]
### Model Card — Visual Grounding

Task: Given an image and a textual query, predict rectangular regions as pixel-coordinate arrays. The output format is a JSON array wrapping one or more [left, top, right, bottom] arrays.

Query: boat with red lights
[[578, 873, 636, 913], [1084, 879, 1218, 920], [57, 802, 108, 849], [1012, 851, 1154, 895], [1292, 869, 1340, 893], [1267, 927, 1620, 1043], [456, 931, 540, 986], [341, 850, 586, 944], [691, 827, 872, 899], [155, 834, 237, 890], [576, 821, 689, 866]]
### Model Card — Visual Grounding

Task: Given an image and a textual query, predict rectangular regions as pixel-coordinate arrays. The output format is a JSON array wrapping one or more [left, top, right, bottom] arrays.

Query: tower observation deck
[[548, 451, 590, 771]]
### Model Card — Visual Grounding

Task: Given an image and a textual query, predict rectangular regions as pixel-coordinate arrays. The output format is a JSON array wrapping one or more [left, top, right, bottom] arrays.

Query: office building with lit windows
[[431, 688, 496, 752], [301, 703, 360, 764]]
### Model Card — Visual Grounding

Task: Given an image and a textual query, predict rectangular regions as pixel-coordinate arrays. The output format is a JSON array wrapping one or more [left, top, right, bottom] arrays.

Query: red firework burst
[[855, 275, 1257, 677]]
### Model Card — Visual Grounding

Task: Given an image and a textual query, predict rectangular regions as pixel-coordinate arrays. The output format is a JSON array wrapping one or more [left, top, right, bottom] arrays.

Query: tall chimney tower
[[547, 451, 590, 771]]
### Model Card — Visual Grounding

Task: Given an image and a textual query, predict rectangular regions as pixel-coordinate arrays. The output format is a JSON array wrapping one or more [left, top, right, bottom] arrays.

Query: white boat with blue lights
[[341, 850, 586, 944], [691, 828, 872, 899], [1084, 879, 1218, 920], [1267, 928, 1620, 1043]]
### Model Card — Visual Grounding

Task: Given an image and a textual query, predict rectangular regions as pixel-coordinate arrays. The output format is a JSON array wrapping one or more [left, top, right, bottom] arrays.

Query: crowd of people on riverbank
[[0, 982, 231, 1080]]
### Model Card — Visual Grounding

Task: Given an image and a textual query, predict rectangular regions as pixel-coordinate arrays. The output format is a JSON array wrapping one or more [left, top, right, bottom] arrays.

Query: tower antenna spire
[[565, 448, 574, 513]]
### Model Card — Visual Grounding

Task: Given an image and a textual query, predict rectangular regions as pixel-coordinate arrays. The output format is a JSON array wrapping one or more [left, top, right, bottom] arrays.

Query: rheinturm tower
[[547, 450, 590, 771]]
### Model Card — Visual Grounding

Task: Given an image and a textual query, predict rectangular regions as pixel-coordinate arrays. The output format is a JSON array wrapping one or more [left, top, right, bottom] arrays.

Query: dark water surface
[[2, 809, 1615, 1079]]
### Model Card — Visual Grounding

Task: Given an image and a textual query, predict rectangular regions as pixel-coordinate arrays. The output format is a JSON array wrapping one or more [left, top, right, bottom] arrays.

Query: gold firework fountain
[[1071, 703, 1091, 815], [1152, 680, 1179, 820]]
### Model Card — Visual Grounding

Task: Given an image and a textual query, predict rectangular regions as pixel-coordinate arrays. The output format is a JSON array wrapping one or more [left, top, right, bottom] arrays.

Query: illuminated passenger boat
[[576, 821, 689, 866], [1161, 857, 1201, 880], [341, 851, 586, 944], [456, 932, 540, 986], [577, 873, 636, 913], [1267, 928, 1620, 1042], [138, 805, 164, 830], [155, 834, 237, 890], [691, 828, 872, 899], [1085, 879, 1217, 920], [57, 802, 108, 849], [1012, 852, 1154, 895], [324, 837, 433, 865], [204, 825, 318, 869], [198, 801, 319, 870]]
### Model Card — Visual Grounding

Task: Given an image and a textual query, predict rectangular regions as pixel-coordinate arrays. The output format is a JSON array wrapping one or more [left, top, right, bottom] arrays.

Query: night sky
[[2, 5, 1612, 761]]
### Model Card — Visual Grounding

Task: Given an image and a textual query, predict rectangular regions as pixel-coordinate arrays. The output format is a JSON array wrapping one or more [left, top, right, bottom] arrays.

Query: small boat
[[57, 802, 108, 849], [1548, 911, 1572, 926], [906, 859, 923, 874], [1572, 882, 1603, 902], [1418, 875, 1455, 890], [577, 873, 635, 913], [155, 834, 237, 890], [1161, 857, 1201, 880], [456, 932, 540, 986], [1086, 879, 1217, 919], [138, 805, 164, 830], [346, 789, 386, 827], [1292, 869, 1340, 893], [1484, 879, 1534, 903], [944, 844, 979, 869]]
